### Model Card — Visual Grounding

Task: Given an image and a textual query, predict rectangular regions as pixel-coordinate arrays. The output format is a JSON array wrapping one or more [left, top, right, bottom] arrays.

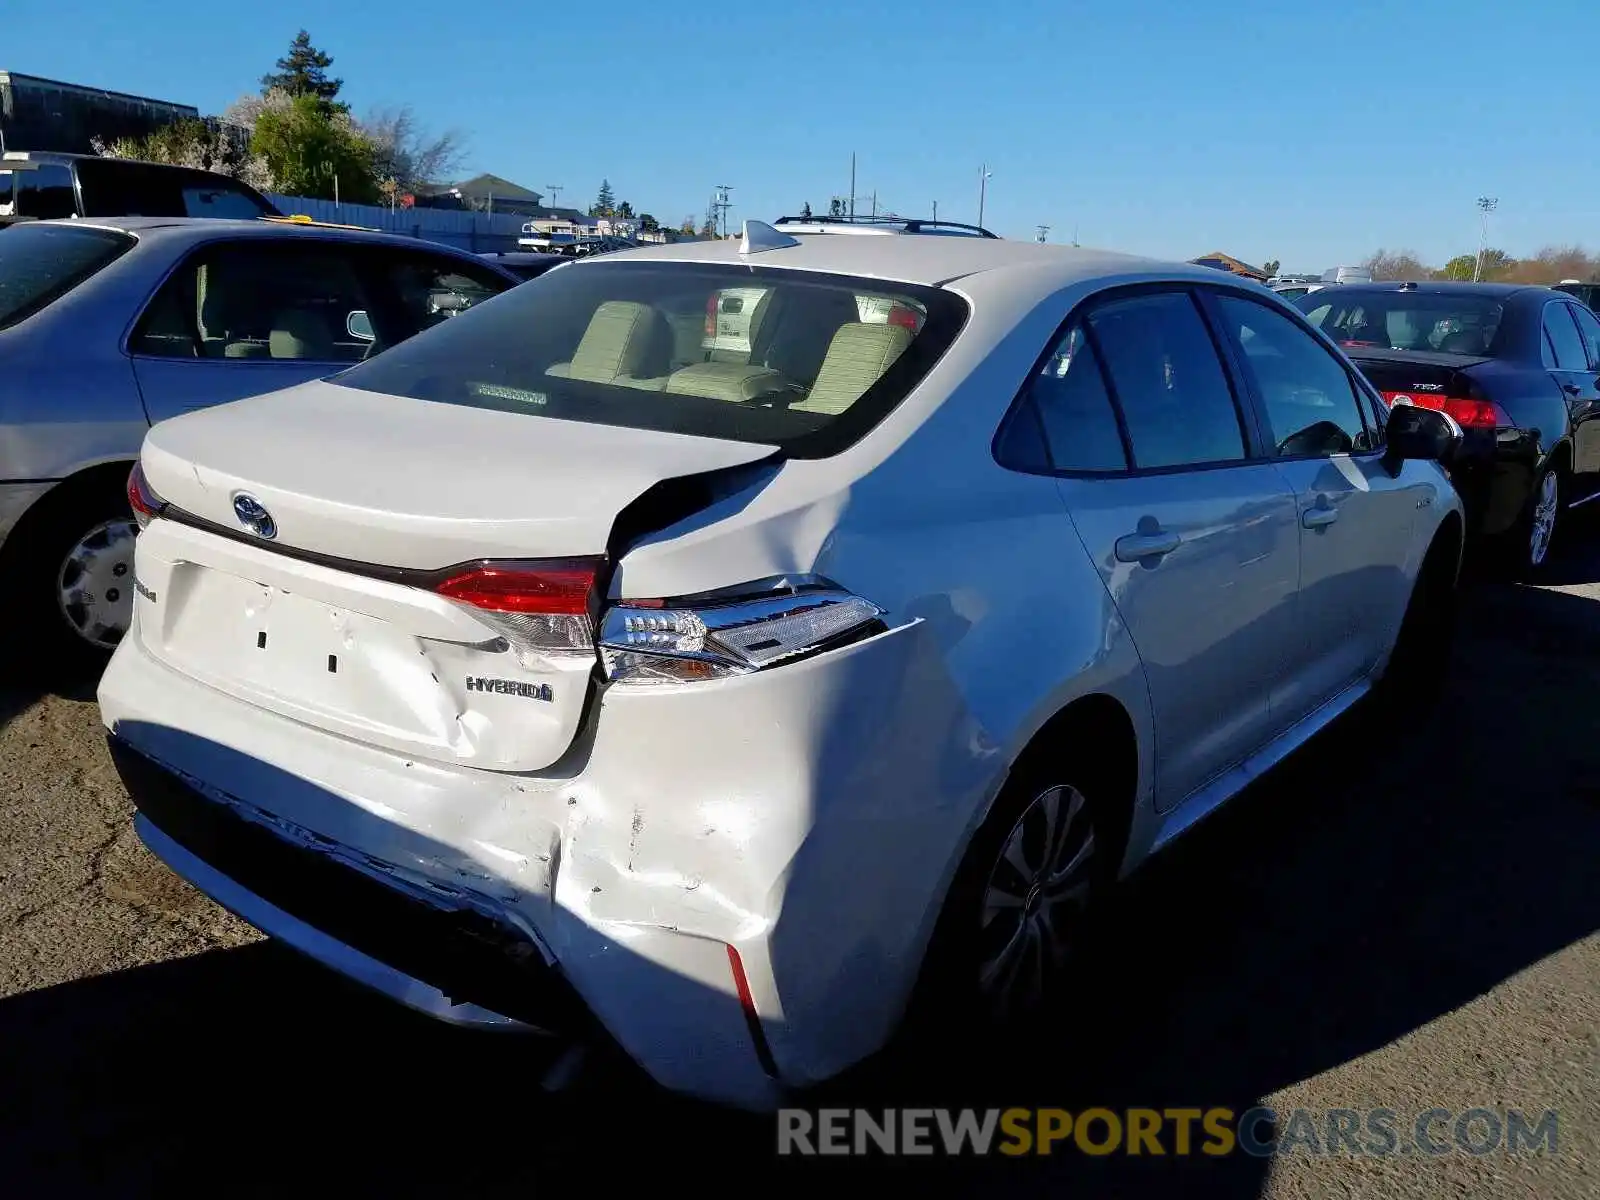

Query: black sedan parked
[[1294, 282, 1600, 573], [477, 250, 565, 282]]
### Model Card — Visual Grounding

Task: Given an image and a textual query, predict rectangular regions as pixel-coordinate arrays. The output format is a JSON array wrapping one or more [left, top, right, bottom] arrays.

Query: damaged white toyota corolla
[[100, 219, 1465, 1108]]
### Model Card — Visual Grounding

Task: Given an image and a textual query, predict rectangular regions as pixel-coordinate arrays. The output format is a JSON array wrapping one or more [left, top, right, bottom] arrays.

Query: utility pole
[[978, 164, 992, 229], [1473, 197, 1499, 282], [932, 200, 938, 223], [714, 185, 734, 238], [1036, 224, 1050, 243], [849, 153, 856, 220], [546, 185, 562, 212]]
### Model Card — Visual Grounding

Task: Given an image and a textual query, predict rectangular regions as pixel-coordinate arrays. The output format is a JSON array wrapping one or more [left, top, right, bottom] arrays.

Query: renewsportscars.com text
[[776, 1106, 1560, 1157]]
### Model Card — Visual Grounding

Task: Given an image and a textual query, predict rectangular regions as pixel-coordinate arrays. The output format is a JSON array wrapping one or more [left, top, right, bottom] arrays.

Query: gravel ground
[[0, 545, 1595, 1197]]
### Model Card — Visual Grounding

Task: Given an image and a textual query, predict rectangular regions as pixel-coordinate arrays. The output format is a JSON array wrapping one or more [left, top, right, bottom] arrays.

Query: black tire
[[1377, 534, 1459, 711], [2, 478, 136, 683], [1498, 464, 1561, 579], [908, 744, 1121, 1044]]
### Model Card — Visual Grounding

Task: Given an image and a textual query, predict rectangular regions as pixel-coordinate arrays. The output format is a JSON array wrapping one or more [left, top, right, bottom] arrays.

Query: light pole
[[978, 165, 992, 229], [1474, 197, 1499, 282]]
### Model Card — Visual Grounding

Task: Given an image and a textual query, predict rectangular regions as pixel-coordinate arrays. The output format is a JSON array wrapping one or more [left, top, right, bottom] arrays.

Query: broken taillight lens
[[433, 561, 600, 661], [127, 462, 167, 531]]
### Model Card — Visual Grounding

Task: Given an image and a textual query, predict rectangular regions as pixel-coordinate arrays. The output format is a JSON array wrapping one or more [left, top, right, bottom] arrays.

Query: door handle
[[1114, 530, 1181, 562], [1302, 504, 1339, 529]]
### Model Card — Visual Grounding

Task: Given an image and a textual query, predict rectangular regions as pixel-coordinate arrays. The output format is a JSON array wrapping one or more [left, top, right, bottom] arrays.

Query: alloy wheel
[[1529, 471, 1559, 568], [56, 519, 138, 649], [977, 783, 1097, 1017]]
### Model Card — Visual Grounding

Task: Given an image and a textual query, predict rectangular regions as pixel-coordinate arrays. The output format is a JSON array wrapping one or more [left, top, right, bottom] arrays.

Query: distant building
[[0, 70, 198, 153], [418, 173, 549, 216], [1191, 251, 1268, 282]]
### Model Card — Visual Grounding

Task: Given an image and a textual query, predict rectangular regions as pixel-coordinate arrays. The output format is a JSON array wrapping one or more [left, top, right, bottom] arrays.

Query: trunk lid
[[133, 379, 778, 772], [1342, 347, 1492, 399], [140, 379, 777, 568]]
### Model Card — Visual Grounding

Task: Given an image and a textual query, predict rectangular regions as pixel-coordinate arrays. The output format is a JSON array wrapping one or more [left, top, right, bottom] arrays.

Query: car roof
[[27, 215, 490, 256], [1312, 281, 1545, 299], [563, 226, 1237, 308]]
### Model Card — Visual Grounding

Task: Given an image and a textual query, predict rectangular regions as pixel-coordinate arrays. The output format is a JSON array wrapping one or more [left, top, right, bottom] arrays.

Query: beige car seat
[[791, 322, 914, 415], [547, 301, 671, 389]]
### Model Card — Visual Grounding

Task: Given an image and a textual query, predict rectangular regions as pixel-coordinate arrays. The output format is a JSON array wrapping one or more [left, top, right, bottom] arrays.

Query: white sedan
[[100, 219, 1464, 1108]]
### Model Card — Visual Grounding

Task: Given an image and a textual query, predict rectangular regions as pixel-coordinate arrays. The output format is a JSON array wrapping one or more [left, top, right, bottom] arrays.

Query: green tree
[[699, 216, 716, 238], [261, 31, 344, 109], [1262, 259, 1281, 277], [800, 201, 813, 219], [828, 197, 844, 218], [1443, 248, 1513, 281], [679, 216, 695, 235], [638, 212, 660, 233], [251, 93, 378, 203], [591, 179, 616, 217], [616, 199, 635, 220]]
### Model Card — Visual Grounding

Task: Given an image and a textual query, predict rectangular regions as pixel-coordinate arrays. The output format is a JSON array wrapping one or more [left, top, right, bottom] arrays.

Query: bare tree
[[1363, 248, 1434, 281], [359, 104, 468, 193]]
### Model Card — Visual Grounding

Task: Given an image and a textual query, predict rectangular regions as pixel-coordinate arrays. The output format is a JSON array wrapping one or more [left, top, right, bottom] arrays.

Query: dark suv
[[0, 152, 280, 224]]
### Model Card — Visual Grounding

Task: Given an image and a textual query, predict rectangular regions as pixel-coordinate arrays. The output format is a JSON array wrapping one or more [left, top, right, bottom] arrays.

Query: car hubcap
[[1530, 472, 1558, 567], [978, 783, 1097, 1016], [56, 519, 138, 649]]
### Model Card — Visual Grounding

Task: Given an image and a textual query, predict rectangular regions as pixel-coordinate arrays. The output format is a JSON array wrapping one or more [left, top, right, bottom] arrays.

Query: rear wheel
[[4, 479, 136, 681], [1496, 464, 1560, 578], [912, 744, 1122, 1040]]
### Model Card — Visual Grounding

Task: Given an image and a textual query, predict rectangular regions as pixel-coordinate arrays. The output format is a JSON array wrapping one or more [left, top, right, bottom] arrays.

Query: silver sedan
[[0, 216, 518, 675]]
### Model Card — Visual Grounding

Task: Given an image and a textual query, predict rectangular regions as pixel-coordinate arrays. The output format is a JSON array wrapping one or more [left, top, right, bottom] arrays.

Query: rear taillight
[[1381, 392, 1508, 429], [433, 560, 599, 661], [598, 577, 884, 685], [705, 293, 719, 336], [127, 462, 167, 530]]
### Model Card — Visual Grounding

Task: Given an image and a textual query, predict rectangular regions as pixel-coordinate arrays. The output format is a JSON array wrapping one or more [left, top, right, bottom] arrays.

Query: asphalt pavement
[[1, 535, 1596, 1197]]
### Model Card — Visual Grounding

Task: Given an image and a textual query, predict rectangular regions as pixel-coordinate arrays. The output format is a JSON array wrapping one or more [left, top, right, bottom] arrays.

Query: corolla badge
[[232, 493, 277, 539]]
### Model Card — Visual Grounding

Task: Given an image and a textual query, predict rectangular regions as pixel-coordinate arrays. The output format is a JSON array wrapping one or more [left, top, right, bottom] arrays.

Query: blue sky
[[8, 0, 1596, 271]]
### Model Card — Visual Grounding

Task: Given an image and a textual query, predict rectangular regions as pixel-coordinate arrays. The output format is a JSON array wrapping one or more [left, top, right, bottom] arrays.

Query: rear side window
[[132, 241, 377, 362], [997, 324, 1127, 473], [1087, 291, 1247, 469], [0, 223, 133, 330], [331, 261, 968, 459], [1543, 302, 1589, 370]]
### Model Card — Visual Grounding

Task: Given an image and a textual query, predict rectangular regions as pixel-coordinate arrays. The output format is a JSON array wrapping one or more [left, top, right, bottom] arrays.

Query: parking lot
[[1, 537, 1595, 1197]]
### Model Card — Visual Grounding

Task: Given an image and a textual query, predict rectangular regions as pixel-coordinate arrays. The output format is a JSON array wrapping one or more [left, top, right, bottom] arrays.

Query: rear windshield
[[0, 223, 134, 330], [332, 260, 969, 457], [1296, 290, 1505, 356]]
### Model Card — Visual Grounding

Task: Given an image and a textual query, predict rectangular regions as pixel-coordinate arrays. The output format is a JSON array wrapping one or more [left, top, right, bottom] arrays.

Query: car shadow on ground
[[1, 581, 1597, 1195]]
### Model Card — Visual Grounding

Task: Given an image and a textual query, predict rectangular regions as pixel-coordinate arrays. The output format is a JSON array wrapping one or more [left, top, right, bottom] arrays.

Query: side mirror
[[1383, 401, 1461, 469], [346, 310, 375, 341]]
